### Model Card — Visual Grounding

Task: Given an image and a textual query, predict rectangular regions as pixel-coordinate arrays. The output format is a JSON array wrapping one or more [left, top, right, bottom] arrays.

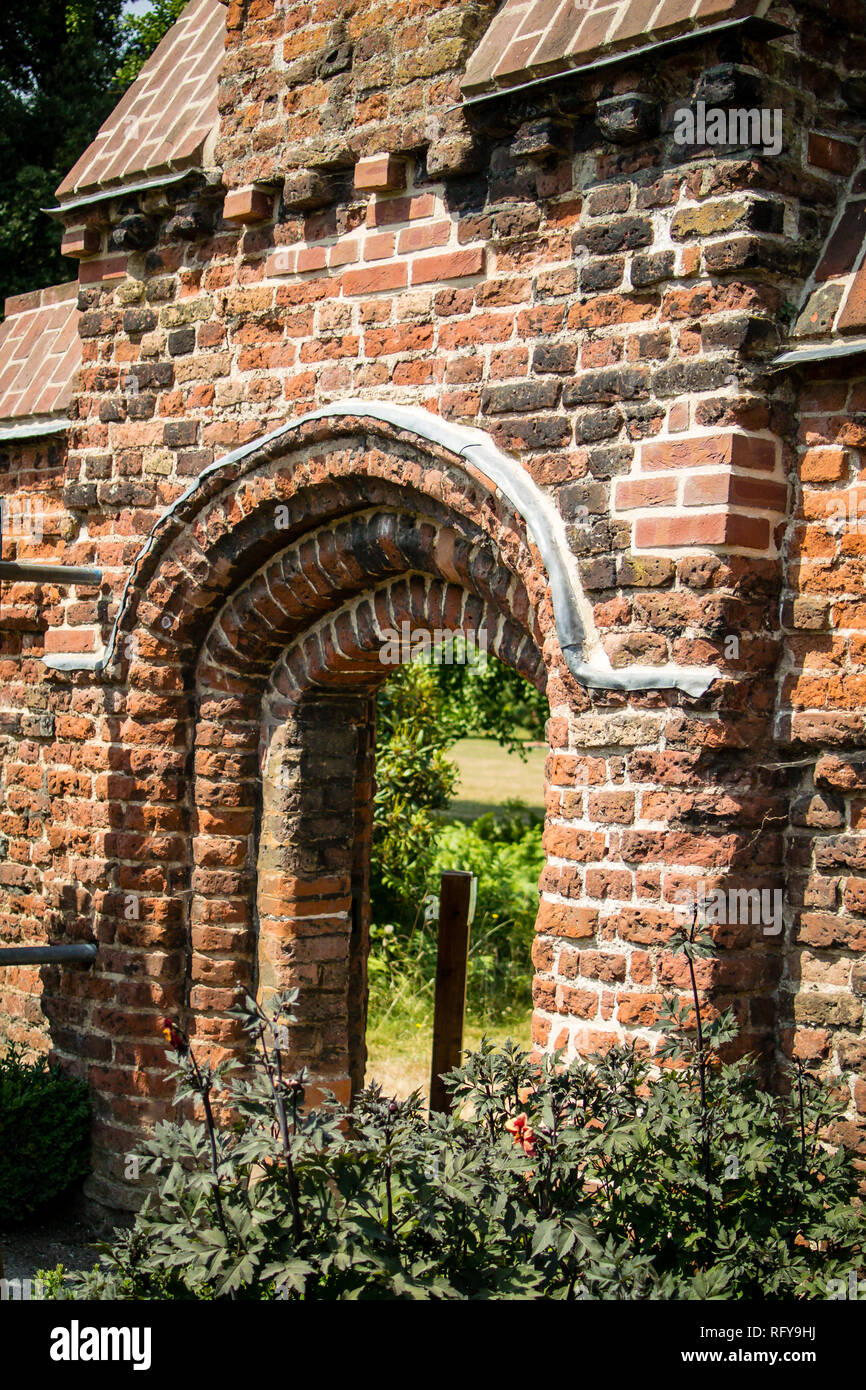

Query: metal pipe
[[0, 944, 97, 965], [0, 560, 102, 586]]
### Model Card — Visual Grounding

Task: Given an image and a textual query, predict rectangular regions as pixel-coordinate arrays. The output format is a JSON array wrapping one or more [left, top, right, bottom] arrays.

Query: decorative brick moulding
[[264, 183, 486, 293], [60, 226, 101, 259], [222, 184, 275, 224], [354, 154, 407, 193], [615, 432, 787, 554]]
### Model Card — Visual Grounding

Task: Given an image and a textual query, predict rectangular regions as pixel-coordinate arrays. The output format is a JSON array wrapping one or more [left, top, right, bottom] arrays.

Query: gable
[[55, 0, 225, 206]]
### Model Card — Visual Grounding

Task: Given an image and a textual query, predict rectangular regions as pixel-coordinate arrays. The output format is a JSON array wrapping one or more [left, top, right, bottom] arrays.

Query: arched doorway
[[106, 408, 553, 1141]]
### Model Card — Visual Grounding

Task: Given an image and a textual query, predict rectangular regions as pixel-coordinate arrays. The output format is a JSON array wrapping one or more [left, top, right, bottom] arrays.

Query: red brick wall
[[1, 0, 866, 1206], [781, 365, 866, 1148]]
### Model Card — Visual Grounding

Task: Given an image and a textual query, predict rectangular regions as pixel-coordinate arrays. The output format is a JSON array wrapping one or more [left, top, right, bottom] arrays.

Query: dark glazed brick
[[631, 251, 675, 287], [574, 217, 654, 255], [814, 200, 866, 281], [168, 327, 196, 356]]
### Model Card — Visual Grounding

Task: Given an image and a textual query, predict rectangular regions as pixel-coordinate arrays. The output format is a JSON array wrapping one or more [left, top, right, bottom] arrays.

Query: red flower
[[505, 1112, 537, 1157], [160, 1017, 187, 1053]]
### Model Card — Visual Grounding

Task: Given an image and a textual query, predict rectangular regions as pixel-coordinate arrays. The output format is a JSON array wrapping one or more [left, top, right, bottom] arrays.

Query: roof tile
[[0, 284, 80, 426], [462, 0, 767, 95], [56, 0, 224, 203]]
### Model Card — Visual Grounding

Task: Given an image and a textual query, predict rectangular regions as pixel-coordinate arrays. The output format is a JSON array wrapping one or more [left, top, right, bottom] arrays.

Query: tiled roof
[[462, 0, 770, 97], [0, 284, 80, 432], [55, 0, 225, 205]]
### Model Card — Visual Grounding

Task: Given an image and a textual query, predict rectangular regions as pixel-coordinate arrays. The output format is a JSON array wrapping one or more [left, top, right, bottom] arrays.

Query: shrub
[[47, 973, 862, 1301], [428, 803, 544, 1021], [433, 643, 548, 753], [0, 1043, 91, 1223]]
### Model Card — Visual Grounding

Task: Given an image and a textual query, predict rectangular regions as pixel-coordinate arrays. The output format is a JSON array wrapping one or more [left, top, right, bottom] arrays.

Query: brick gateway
[[1, 0, 866, 1207]]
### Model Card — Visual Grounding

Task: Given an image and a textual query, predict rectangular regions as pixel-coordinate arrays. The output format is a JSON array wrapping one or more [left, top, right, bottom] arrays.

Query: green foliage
[[367, 803, 543, 1030], [45, 995, 863, 1302], [437, 804, 543, 1015], [370, 662, 457, 923], [0, 1, 184, 305], [435, 805, 544, 1019], [434, 645, 548, 754], [0, 2, 125, 301], [369, 657, 546, 1028], [0, 1043, 91, 1223], [113, 0, 186, 89]]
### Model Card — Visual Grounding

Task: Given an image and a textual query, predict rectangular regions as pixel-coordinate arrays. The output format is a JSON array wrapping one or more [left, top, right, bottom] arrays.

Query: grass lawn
[[446, 736, 546, 821], [365, 1011, 533, 1102]]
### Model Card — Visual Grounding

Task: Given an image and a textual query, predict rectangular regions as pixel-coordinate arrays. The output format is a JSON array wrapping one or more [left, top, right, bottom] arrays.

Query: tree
[[114, 0, 186, 88], [0, 2, 189, 309]]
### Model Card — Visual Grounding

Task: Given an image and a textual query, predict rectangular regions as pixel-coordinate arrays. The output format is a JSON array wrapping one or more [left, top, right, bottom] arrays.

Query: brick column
[[258, 689, 377, 1102]]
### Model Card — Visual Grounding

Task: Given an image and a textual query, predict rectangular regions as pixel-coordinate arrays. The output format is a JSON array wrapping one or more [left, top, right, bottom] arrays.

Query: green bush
[[0, 1043, 91, 1223], [46, 983, 863, 1302], [433, 643, 548, 754], [430, 802, 544, 1020]]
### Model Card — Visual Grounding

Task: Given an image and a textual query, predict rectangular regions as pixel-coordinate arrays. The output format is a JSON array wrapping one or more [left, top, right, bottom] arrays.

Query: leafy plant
[[369, 651, 546, 1031], [0, 1043, 91, 1223], [434, 646, 548, 755], [367, 802, 543, 1034], [371, 661, 458, 923], [44, 985, 863, 1302]]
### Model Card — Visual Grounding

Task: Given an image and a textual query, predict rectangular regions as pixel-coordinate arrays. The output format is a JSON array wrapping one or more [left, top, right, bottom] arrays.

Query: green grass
[[446, 737, 546, 821], [365, 1010, 533, 1102]]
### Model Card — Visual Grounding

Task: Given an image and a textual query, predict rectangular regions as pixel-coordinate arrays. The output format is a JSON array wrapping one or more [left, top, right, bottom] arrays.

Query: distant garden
[[366, 652, 548, 1089]]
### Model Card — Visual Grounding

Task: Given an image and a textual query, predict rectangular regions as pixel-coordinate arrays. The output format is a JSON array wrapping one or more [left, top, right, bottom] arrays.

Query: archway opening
[[250, 582, 547, 1105], [365, 644, 548, 1100]]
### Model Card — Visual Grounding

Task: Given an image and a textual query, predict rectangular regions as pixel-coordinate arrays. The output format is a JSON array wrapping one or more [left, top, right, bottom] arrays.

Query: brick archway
[[192, 542, 544, 1101], [99, 413, 551, 1166]]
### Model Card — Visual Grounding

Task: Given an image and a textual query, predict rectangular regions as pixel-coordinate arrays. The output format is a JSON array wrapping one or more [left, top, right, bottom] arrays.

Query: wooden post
[[429, 870, 474, 1114]]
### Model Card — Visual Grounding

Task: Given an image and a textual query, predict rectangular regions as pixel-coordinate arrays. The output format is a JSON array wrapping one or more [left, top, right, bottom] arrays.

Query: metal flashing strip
[[45, 168, 206, 217], [773, 337, 866, 368], [0, 417, 70, 443], [42, 400, 719, 697]]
